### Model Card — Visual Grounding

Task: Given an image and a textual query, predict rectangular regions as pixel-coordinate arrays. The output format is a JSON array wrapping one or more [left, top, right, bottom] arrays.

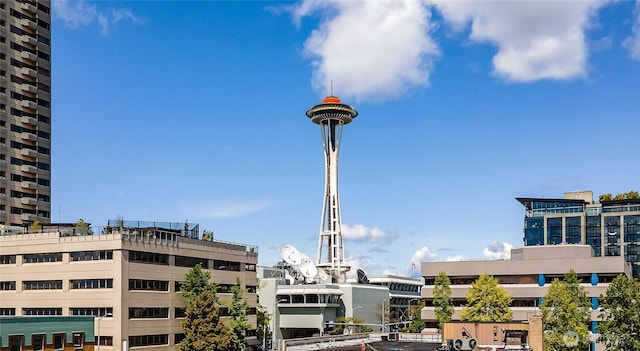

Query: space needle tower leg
[[306, 96, 358, 281]]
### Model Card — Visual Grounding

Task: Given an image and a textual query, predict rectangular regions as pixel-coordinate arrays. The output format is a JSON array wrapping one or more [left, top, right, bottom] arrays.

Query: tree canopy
[[597, 274, 640, 351], [599, 191, 640, 202], [433, 271, 454, 329], [460, 273, 513, 322], [229, 276, 252, 350], [540, 270, 591, 351], [179, 289, 237, 351], [180, 264, 218, 306]]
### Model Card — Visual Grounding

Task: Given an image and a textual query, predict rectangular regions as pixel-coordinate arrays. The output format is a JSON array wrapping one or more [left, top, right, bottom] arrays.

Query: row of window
[[0, 306, 256, 318], [9, 57, 50, 77], [9, 8, 50, 30], [5, 333, 82, 351], [0, 250, 113, 264], [10, 123, 50, 139], [2, 251, 256, 272]]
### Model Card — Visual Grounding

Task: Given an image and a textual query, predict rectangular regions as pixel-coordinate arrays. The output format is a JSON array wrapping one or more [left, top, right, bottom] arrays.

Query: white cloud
[[431, 0, 606, 81], [483, 240, 513, 260], [445, 255, 470, 262], [178, 199, 274, 219], [342, 224, 397, 243], [52, 0, 144, 35], [623, 1, 640, 60], [293, 0, 439, 102]]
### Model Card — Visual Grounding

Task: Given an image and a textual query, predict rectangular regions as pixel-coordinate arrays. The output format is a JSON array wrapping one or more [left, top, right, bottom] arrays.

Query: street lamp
[[272, 298, 287, 350], [96, 312, 113, 351]]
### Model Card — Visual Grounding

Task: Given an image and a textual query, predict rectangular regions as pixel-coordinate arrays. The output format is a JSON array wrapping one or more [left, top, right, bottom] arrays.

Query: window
[[0, 308, 16, 315], [32, 334, 45, 351], [23, 280, 62, 290], [70, 307, 113, 317], [70, 250, 113, 261], [129, 250, 168, 265], [129, 307, 169, 319], [174, 255, 207, 268], [245, 263, 256, 271], [53, 333, 64, 351], [0, 255, 16, 264], [246, 285, 257, 293], [0, 281, 16, 290], [175, 281, 183, 292], [566, 216, 581, 244], [547, 217, 562, 244], [175, 307, 186, 318], [174, 333, 185, 344], [129, 334, 168, 347], [72, 333, 83, 349], [9, 335, 22, 351], [213, 259, 241, 271], [70, 279, 113, 289], [218, 284, 234, 293], [129, 279, 168, 291], [23, 308, 62, 315], [95, 336, 113, 346], [23, 253, 62, 263]]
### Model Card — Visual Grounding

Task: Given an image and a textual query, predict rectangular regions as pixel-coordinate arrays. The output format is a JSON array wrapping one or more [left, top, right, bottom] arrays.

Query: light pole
[[272, 298, 287, 350], [96, 312, 112, 351]]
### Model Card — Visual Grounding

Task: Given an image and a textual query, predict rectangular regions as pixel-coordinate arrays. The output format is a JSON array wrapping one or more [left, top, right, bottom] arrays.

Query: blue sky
[[50, 0, 640, 278]]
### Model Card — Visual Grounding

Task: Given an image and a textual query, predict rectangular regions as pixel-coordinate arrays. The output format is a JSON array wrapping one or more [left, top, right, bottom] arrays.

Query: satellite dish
[[280, 244, 303, 265], [316, 268, 329, 282], [357, 269, 369, 284], [298, 260, 318, 280]]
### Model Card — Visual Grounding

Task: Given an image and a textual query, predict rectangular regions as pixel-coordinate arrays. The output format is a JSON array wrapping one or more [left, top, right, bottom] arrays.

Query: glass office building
[[517, 191, 640, 276]]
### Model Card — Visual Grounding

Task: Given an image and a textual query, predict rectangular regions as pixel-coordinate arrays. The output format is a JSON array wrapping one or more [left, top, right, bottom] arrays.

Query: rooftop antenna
[[330, 80, 334, 96]]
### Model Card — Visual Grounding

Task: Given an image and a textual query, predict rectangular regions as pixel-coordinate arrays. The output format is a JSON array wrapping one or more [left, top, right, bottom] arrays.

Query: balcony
[[21, 51, 38, 62], [22, 83, 38, 94], [21, 132, 37, 141], [21, 67, 38, 78], [21, 116, 38, 126], [21, 35, 38, 47], [21, 164, 37, 173], [21, 2, 37, 13], [21, 213, 38, 221], [21, 149, 38, 158], [21, 181, 37, 189], [21, 100, 38, 110], [20, 18, 37, 30], [21, 197, 37, 206]]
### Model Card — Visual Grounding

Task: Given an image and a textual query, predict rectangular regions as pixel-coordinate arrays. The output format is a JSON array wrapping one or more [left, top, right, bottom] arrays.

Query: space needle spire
[[306, 95, 358, 282]]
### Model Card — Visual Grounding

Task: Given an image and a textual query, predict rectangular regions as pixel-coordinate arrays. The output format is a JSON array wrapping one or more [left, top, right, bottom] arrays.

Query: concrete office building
[[0, 220, 259, 351], [0, 0, 52, 226], [517, 190, 640, 276], [420, 244, 630, 350]]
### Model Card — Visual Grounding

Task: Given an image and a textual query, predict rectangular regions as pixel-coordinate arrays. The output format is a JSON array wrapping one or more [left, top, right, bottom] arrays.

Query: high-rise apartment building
[[0, 0, 52, 225], [517, 190, 640, 276]]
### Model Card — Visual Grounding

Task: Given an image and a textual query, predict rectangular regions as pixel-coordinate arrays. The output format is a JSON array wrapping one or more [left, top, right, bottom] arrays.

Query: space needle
[[306, 95, 358, 282]]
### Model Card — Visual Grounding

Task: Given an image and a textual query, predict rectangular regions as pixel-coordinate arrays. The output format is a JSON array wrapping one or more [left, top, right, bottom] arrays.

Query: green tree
[[599, 193, 613, 202], [256, 305, 270, 350], [460, 273, 513, 322], [180, 264, 218, 306], [29, 220, 41, 232], [433, 271, 454, 329], [229, 277, 251, 350], [540, 270, 591, 351], [179, 289, 237, 351], [407, 318, 426, 333], [597, 274, 640, 351]]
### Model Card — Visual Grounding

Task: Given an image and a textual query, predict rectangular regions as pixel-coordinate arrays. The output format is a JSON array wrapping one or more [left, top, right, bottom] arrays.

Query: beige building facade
[[0, 221, 258, 350], [0, 0, 52, 226], [420, 245, 630, 350]]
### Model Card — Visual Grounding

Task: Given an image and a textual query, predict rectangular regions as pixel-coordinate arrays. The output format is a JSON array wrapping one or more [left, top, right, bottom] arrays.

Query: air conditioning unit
[[449, 338, 478, 350]]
